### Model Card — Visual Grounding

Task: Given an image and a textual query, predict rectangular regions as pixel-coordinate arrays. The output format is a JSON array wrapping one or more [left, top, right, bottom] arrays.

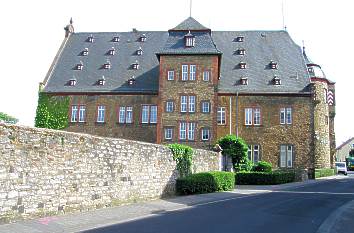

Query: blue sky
[[0, 0, 352, 145]]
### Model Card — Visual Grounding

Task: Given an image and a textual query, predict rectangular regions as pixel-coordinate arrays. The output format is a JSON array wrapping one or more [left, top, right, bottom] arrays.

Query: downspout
[[229, 96, 232, 134], [236, 92, 239, 137]]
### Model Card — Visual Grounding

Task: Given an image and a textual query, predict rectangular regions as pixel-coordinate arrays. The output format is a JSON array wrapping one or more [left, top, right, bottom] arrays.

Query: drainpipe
[[229, 96, 232, 134], [236, 92, 239, 137]]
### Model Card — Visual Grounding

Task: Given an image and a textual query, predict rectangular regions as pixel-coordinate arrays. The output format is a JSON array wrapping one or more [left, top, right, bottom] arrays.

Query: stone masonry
[[0, 123, 219, 222]]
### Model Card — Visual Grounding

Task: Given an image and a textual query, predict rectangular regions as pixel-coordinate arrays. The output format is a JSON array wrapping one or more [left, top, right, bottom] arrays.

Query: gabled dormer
[[184, 31, 195, 47]]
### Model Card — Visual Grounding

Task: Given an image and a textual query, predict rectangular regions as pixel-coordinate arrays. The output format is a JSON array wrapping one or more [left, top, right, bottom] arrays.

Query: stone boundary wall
[[0, 123, 219, 222]]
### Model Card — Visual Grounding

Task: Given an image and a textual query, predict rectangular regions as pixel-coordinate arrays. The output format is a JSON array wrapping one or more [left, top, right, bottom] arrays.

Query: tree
[[349, 148, 354, 157], [0, 112, 18, 124], [217, 135, 249, 171]]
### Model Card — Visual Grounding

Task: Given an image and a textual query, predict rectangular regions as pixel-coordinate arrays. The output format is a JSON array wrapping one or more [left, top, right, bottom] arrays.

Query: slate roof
[[170, 17, 210, 31], [43, 18, 312, 94]]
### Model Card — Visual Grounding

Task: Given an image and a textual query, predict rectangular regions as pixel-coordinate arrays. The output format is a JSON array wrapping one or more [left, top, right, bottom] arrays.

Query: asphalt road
[[85, 176, 354, 233]]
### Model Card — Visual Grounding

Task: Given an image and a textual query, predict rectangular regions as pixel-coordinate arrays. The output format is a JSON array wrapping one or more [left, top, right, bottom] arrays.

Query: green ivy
[[0, 112, 18, 124], [34, 92, 70, 129], [168, 143, 194, 178]]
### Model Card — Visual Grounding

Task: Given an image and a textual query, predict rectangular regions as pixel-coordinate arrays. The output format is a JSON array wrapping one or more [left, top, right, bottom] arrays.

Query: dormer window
[[235, 36, 244, 42], [76, 61, 83, 70], [185, 32, 195, 47], [140, 34, 146, 42], [128, 76, 136, 85], [270, 61, 278, 69], [108, 47, 115, 56], [132, 61, 139, 70], [68, 79, 77, 86], [240, 77, 248, 85], [273, 76, 281, 85], [136, 47, 143, 56], [308, 67, 314, 73], [98, 76, 106, 86], [82, 48, 89, 56], [239, 62, 247, 69], [237, 49, 245, 55], [103, 61, 111, 69], [112, 36, 120, 42], [87, 35, 94, 43]]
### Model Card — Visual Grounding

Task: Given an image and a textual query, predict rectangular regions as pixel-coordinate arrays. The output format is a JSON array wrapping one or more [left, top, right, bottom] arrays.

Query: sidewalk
[[0, 175, 348, 233]]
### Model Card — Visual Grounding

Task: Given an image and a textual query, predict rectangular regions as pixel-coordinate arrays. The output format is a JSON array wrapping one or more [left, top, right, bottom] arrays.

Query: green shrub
[[168, 144, 193, 178], [252, 161, 272, 173], [176, 171, 235, 195], [216, 135, 248, 171], [235, 171, 295, 185], [315, 168, 335, 179], [349, 149, 354, 157]]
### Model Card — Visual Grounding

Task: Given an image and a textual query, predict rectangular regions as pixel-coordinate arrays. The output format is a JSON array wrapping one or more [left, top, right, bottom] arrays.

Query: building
[[39, 17, 336, 172], [336, 137, 354, 162]]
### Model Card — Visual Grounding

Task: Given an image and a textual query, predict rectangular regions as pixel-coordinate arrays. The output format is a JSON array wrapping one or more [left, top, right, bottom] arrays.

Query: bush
[[168, 144, 193, 178], [216, 135, 248, 171], [176, 171, 235, 195], [235, 171, 295, 185], [315, 168, 335, 179], [349, 148, 354, 157], [252, 161, 272, 173]]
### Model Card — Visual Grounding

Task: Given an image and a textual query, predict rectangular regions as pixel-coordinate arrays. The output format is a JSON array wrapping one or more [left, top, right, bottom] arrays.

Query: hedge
[[235, 171, 295, 185], [176, 171, 235, 195], [315, 168, 335, 179]]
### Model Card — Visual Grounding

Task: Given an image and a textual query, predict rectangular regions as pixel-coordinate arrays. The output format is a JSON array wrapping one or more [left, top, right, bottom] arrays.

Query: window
[[239, 62, 246, 69], [97, 106, 105, 123], [97, 77, 105, 86], [181, 65, 196, 81], [179, 122, 195, 140], [166, 101, 174, 112], [270, 61, 278, 69], [164, 128, 173, 140], [248, 145, 260, 163], [203, 71, 210, 81], [280, 108, 292, 125], [188, 96, 195, 113], [71, 106, 78, 122], [132, 61, 139, 70], [182, 65, 188, 81], [181, 96, 187, 112], [235, 36, 244, 42], [280, 145, 293, 168], [113, 36, 120, 42], [323, 88, 328, 103], [185, 33, 195, 47], [140, 34, 146, 42], [82, 48, 89, 56], [108, 47, 115, 56], [119, 106, 133, 124], [201, 102, 210, 113], [188, 122, 196, 140], [103, 61, 111, 69], [87, 35, 94, 43], [141, 105, 156, 124], [167, 70, 175, 81], [273, 76, 281, 85], [136, 47, 143, 55], [69, 79, 77, 86], [217, 107, 226, 125], [237, 49, 245, 55], [78, 106, 86, 122], [76, 62, 83, 70], [240, 77, 248, 85], [150, 105, 157, 123], [245, 108, 261, 126], [190, 65, 196, 80], [201, 128, 210, 141]]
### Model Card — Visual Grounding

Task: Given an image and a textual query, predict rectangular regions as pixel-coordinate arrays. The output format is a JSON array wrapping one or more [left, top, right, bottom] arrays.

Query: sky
[[0, 0, 353, 145]]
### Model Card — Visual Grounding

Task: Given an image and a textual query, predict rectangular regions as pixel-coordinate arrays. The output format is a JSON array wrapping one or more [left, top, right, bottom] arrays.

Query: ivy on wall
[[168, 144, 194, 178], [34, 92, 70, 129]]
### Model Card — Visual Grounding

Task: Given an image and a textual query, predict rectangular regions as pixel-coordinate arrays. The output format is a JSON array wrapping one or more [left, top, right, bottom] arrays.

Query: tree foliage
[[35, 92, 70, 129], [0, 112, 18, 124], [217, 135, 249, 171], [350, 148, 354, 157], [168, 143, 194, 178]]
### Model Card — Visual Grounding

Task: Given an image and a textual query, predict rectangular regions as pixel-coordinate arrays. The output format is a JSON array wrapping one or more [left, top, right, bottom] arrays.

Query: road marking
[[272, 190, 354, 195]]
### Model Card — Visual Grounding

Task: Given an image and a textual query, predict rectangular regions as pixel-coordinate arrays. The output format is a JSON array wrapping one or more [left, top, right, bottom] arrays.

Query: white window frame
[[187, 122, 196, 140], [188, 96, 196, 113], [71, 105, 78, 122], [253, 108, 261, 125], [217, 107, 226, 125], [248, 145, 260, 163], [78, 106, 86, 122], [119, 106, 126, 123], [286, 108, 292, 124], [141, 105, 149, 124], [150, 105, 157, 124], [97, 105, 105, 123], [167, 70, 175, 81], [202, 102, 210, 113], [181, 96, 187, 112], [179, 122, 187, 140], [190, 65, 196, 80], [126, 106, 133, 123], [280, 145, 293, 168], [182, 65, 188, 81], [203, 71, 210, 81], [201, 128, 210, 141], [164, 128, 173, 140], [280, 107, 292, 125], [245, 108, 253, 125], [166, 101, 174, 112]]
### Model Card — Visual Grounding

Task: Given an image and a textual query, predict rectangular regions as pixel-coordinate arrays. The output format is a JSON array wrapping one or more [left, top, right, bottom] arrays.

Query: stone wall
[[0, 123, 219, 222]]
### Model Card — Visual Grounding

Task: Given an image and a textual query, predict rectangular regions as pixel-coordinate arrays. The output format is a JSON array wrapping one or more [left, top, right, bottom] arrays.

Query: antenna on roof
[[189, 0, 192, 17], [282, 0, 287, 30]]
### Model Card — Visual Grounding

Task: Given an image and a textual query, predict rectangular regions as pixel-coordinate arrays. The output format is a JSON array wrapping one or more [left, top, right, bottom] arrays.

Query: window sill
[[95, 122, 106, 125]]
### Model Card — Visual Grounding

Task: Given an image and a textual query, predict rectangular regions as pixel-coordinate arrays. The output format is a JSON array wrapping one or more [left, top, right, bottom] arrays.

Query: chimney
[[64, 17, 75, 37]]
